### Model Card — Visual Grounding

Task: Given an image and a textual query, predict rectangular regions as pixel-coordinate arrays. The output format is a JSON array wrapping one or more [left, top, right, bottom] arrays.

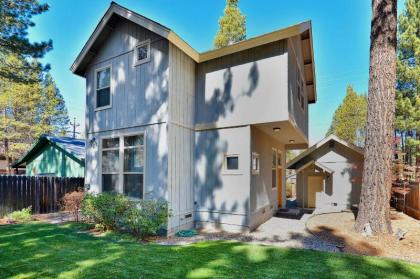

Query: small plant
[[7, 207, 32, 223], [61, 189, 84, 222]]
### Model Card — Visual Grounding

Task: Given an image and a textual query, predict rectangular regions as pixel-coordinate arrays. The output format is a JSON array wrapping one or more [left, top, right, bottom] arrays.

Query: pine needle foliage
[[213, 0, 246, 49]]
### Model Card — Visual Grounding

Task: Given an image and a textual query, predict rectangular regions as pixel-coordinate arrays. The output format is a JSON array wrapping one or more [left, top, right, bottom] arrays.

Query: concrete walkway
[[246, 214, 338, 252], [158, 214, 339, 252]]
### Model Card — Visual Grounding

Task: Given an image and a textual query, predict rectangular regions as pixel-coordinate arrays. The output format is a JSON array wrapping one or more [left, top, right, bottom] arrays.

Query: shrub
[[7, 206, 32, 223], [80, 192, 170, 239], [122, 199, 170, 239], [80, 192, 131, 231], [61, 189, 84, 222]]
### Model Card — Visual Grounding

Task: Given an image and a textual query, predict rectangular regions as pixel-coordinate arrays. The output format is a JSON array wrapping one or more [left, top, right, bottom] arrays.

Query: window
[[134, 39, 150, 66], [296, 68, 305, 111], [102, 137, 120, 193], [272, 149, 277, 188], [101, 134, 145, 199], [96, 66, 111, 109], [123, 135, 144, 199], [226, 156, 239, 170], [252, 153, 260, 175], [277, 151, 282, 167]]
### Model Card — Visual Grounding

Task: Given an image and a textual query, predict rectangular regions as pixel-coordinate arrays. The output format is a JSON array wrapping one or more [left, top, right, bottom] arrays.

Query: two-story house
[[71, 2, 317, 234]]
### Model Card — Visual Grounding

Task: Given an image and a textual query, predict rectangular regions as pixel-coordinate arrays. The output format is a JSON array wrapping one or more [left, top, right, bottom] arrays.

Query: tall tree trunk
[[355, 0, 397, 235]]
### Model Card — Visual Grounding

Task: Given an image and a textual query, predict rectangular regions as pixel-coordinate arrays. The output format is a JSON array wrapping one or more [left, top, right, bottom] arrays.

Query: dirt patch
[[306, 209, 420, 263]]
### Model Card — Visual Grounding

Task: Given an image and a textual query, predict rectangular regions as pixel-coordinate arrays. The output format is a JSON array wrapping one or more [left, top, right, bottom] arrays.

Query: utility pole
[[69, 117, 80, 138]]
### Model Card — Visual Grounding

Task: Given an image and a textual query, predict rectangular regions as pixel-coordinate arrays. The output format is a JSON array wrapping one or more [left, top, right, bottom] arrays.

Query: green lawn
[[0, 223, 419, 279]]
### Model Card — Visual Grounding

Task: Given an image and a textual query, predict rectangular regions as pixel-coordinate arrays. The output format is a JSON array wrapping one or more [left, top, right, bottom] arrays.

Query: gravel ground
[[306, 210, 420, 263], [156, 214, 339, 253]]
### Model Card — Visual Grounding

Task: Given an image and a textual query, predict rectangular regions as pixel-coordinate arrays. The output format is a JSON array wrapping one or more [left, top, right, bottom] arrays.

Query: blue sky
[[28, 0, 405, 143]]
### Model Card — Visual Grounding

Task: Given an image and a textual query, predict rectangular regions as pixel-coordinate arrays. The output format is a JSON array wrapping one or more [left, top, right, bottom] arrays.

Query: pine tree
[[213, 0, 246, 49], [37, 74, 70, 136], [0, 56, 69, 172], [355, 0, 397, 235], [0, 0, 52, 82], [326, 85, 367, 147], [395, 0, 420, 165]]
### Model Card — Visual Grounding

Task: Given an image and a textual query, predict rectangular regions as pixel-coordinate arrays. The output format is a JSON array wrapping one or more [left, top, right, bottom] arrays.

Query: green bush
[[122, 199, 170, 239], [80, 192, 131, 231], [80, 192, 170, 239], [7, 206, 32, 223]]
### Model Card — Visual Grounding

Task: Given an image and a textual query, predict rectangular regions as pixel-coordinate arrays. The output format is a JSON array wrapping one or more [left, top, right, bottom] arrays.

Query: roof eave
[[71, 2, 316, 77], [71, 2, 174, 76]]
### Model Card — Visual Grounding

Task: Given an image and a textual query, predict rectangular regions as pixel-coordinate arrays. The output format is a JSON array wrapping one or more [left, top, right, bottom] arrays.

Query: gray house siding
[[85, 19, 169, 134], [167, 43, 196, 233], [79, 11, 315, 233], [195, 41, 289, 129], [85, 124, 168, 200], [295, 143, 363, 209], [84, 19, 170, 202], [287, 36, 308, 138], [194, 126, 251, 231], [250, 126, 285, 229]]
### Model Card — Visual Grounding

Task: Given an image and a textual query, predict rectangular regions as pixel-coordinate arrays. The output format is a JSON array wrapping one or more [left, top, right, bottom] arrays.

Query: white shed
[[287, 135, 364, 212]]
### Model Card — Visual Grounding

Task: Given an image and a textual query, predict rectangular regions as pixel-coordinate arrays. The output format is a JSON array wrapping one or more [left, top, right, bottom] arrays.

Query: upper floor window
[[134, 39, 150, 66], [297, 68, 305, 111], [96, 66, 111, 110]]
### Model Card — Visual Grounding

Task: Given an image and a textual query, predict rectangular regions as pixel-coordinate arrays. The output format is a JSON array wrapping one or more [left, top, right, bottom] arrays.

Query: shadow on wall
[[341, 160, 363, 209], [194, 62, 259, 228], [86, 40, 169, 198]]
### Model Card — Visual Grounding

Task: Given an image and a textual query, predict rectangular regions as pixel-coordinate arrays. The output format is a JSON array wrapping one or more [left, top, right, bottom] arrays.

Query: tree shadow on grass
[[0, 222, 419, 279]]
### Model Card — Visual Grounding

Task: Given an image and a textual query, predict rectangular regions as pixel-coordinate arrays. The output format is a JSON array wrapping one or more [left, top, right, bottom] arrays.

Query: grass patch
[[0, 222, 419, 278]]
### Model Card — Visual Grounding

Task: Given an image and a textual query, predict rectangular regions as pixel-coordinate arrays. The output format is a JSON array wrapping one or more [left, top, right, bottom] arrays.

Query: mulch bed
[[306, 209, 420, 263]]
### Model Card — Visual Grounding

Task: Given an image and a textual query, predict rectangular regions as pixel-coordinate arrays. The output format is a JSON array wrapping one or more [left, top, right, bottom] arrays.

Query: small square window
[[134, 40, 150, 66], [226, 156, 239, 170]]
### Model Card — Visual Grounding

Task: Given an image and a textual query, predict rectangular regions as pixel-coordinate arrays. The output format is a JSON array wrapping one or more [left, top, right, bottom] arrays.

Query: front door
[[307, 175, 323, 208]]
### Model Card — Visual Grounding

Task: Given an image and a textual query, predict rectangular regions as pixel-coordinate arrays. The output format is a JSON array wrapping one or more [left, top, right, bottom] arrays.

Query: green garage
[[12, 135, 85, 177]]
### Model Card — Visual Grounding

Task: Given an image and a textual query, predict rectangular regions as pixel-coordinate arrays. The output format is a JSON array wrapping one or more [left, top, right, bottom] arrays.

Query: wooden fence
[[0, 175, 84, 217], [391, 181, 420, 220]]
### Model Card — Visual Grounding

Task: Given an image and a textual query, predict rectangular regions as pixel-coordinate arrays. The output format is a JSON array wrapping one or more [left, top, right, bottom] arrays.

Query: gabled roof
[[71, 1, 317, 103], [12, 136, 86, 168], [287, 135, 364, 170]]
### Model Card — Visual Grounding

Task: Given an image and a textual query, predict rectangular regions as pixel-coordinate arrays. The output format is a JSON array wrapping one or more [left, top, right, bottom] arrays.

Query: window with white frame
[[134, 39, 150, 66], [225, 155, 239, 170], [102, 137, 120, 193], [123, 135, 144, 198], [272, 149, 277, 188], [96, 66, 111, 109], [252, 152, 260, 175], [101, 134, 145, 199]]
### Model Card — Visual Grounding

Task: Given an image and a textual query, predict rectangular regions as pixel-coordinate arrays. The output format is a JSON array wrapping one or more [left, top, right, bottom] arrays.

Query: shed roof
[[287, 135, 364, 170], [12, 136, 86, 168], [71, 1, 317, 103]]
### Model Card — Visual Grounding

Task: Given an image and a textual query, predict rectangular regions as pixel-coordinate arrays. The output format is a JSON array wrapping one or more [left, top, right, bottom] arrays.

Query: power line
[[68, 117, 80, 138]]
